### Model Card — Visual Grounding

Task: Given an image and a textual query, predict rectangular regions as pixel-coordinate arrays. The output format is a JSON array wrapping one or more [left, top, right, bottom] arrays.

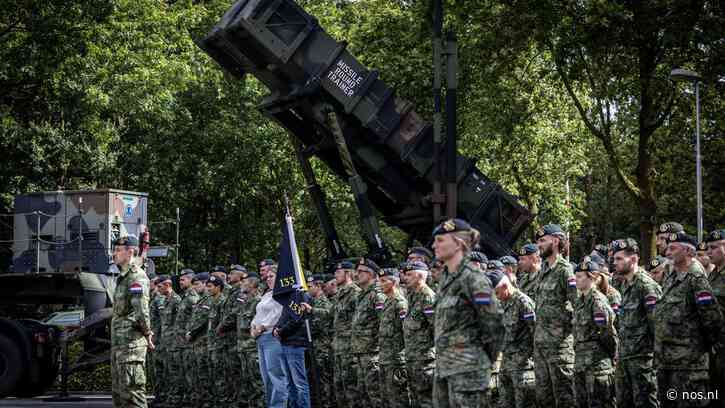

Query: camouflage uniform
[[708, 262, 725, 404], [149, 293, 164, 399], [533, 254, 577, 407], [175, 286, 199, 406], [309, 294, 334, 408], [187, 294, 213, 408], [158, 291, 181, 406], [351, 283, 386, 408], [605, 286, 622, 321], [218, 284, 243, 407], [433, 255, 501, 408], [111, 262, 151, 408], [378, 288, 410, 408], [573, 288, 616, 408], [614, 268, 660, 408], [207, 292, 227, 406], [237, 291, 264, 408], [654, 260, 722, 407], [402, 284, 436, 408], [499, 288, 536, 408], [517, 270, 539, 303], [332, 281, 361, 408]]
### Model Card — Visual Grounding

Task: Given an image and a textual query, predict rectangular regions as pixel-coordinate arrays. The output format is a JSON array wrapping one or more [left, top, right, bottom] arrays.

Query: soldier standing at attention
[[206, 275, 227, 406], [157, 275, 181, 407], [185, 272, 213, 408], [111, 236, 153, 408], [431, 218, 501, 408], [572, 261, 617, 408], [696, 242, 716, 275], [516, 243, 541, 302], [705, 230, 725, 401], [611, 238, 660, 408], [656, 222, 685, 256], [323, 275, 337, 300], [174, 269, 199, 406], [401, 261, 436, 408], [654, 231, 722, 408], [497, 273, 536, 408], [378, 267, 411, 408], [533, 224, 577, 408], [148, 276, 163, 400], [237, 273, 265, 408], [499, 256, 518, 285], [351, 258, 387, 408], [408, 246, 434, 266], [217, 264, 247, 407], [331, 261, 361, 408], [307, 274, 334, 408]]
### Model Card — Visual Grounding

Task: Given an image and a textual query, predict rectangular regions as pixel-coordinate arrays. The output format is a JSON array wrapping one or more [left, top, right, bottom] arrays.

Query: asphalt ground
[[0, 394, 154, 408]]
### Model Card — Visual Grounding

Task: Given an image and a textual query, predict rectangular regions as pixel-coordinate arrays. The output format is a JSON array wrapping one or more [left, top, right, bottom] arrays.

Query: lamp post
[[670, 68, 703, 242]]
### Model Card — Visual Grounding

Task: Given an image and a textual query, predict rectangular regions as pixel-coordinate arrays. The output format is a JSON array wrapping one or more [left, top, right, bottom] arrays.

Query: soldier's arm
[[643, 279, 661, 335], [562, 263, 578, 306], [691, 275, 723, 348], [465, 271, 501, 355], [520, 297, 536, 335], [219, 295, 242, 333], [422, 291, 436, 326], [592, 298, 614, 341], [127, 274, 151, 336]]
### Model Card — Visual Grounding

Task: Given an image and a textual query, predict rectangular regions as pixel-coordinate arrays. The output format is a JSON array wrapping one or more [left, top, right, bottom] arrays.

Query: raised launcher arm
[[198, 0, 532, 257]]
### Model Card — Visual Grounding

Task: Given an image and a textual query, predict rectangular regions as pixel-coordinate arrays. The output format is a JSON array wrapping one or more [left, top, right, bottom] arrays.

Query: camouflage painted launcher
[[199, 0, 532, 256]]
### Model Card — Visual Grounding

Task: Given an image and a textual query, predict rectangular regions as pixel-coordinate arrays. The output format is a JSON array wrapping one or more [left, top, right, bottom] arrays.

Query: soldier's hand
[[300, 303, 312, 313], [272, 328, 280, 338]]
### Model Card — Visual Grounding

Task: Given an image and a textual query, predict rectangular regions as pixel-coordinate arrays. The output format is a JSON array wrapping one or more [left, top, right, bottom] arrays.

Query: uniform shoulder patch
[[399, 309, 408, 320], [375, 302, 384, 311], [423, 305, 434, 316], [611, 303, 620, 315], [644, 295, 657, 310], [593, 311, 607, 326], [129, 282, 143, 295], [473, 291, 492, 305], [522, 311, 535, 321], [696, 291, 714, 305], [567, 276, 576, 288]]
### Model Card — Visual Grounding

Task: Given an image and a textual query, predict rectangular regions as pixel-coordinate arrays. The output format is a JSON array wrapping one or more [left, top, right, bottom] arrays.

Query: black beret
[[378, 267, 399, 278], [259, 259, 276, 267], [432, 218, 472, 237], [207, 275, 224, 287], [335, 260, 355, 270], [535, 224, 566, 240], [584, 253, 606, 267], [402, 260, 430, 273], [180, 268, 195, 277], [309, 273, 327, 283], [658, 222, 684, 234], [486, 260, 504, 271], [499, 256, 517, 266], [485, 268, 505, 288], [649, 256, 667, 270], [357, 257, 381, 274], [611, 238, 639, 255], [192, 272, 210, 283], [593, 244, 609, 255], [576, 261, 600, 273], [666, 231, 697, 247], [518, 243, 539, 256], [243, 272, 260, 280], [407, 246, 433, 260], [470, 251, 488, 264], [114, 235, 139, 247], [157, 274, 172, 283], [230, 264, 247, 273], [705, 229, 725, 243], [212, 265, 227, 273]]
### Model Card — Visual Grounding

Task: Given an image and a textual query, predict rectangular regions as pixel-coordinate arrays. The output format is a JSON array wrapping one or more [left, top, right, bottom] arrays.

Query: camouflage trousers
[[498, 368, 536, 408], [533, 346, 575, 408], [193, 340, 213, 408], [380, 363, 410, 408], [709, 348, 725, 406], [239, 349, 265, 408], [433, 370, 491, 408], [181, 346, 196, 406], [210, 344, 228, 406], [333, 352, 358, 408], [111, 348, 148, 408], [311, 349, 334, 408], [615, 357, 658, 408], [163, 348, 184, 405], [407, 359, 435, 408], [353, 353, 382, 408], [657, 369, 711, 408], [153, 347, 169, 403], [574, 368, 614, 408], [225, 342, 242, 407]]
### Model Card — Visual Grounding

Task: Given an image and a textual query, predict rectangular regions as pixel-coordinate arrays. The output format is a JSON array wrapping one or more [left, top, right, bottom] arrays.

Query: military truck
[[0, 189, 148, 397]]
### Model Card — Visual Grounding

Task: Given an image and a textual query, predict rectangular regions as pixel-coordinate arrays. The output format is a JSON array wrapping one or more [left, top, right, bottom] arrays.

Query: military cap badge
[[710, 230, 722, 241], [443, 220, 456, 232], [518, 247, 526, 256], [669, 233, 678, 241], [650, 259, 660, 268], [616, 240, 627, 249], [659, 224, 668, 233]]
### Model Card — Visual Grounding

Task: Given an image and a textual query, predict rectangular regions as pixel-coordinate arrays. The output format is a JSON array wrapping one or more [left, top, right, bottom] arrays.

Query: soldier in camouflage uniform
[[186, 272, 213, 408], [237, 273, 265, 408], [205, 275, 227, 406], [157, 275, 181, 407], [533, 224, 577, 408], [587, 253, 623, 319], [217, 265, 247, 407], [174, 269, 199, 406], [401, 261, 436, 408], [111, 236, 152, 408], [705, 229, 725, 402], [331, 260, 361, 408], [378, 267, 411, 408], [351, 258, 387, 408], [611, 238, 660, 408], [516, 243, 541, 302], [656, 222, 684, 256], [431, 219, 502, 408], [496, 273, 536, 408], [148, 276, 164, 400], [499, 256, 518, 285], [573, 261, 617, 408], [307, 274, 334, 408], [654, 231, 723, 408]]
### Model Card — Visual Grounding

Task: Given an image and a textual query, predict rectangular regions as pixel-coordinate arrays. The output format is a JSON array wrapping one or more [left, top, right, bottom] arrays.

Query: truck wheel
[[0, 333, 24, 397]]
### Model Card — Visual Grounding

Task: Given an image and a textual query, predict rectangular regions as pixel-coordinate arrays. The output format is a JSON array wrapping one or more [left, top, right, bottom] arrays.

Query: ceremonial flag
[[273, 206, 308, 306]]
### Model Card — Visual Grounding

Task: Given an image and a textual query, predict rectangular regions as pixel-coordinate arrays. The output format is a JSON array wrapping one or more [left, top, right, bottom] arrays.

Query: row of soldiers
[[144, 219, 725, 408]]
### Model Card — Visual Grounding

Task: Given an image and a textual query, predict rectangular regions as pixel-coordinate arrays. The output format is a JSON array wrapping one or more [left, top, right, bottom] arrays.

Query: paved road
[[0, 394, 154, 407]]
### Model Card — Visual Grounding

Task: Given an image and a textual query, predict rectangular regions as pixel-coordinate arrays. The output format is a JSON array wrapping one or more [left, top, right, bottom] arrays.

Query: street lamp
[[670, 68, 703, 242]]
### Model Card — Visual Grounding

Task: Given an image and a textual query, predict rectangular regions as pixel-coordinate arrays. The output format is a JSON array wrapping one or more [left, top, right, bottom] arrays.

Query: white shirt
[[251, 291, 283, 333]]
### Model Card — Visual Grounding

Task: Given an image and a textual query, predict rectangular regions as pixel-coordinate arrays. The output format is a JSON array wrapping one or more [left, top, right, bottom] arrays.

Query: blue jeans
[[282, 345, 311, 408], [257, 332, 288, 408]]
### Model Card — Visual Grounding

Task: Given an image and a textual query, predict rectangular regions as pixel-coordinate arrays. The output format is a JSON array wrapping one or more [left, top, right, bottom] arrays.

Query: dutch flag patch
[[522, 311, 535, 321], [129, 282, 143, 295], [567, 277, 576, 288], [423, 305, 434, 316], [473, 292, 492, 305], [696, 291, 714, 305], [645, 295, 657, 310], [399, 310, 408, 320], [375, 302, 384, 311], [611, 303, 620, 315], [593, 311, 607, 326]]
